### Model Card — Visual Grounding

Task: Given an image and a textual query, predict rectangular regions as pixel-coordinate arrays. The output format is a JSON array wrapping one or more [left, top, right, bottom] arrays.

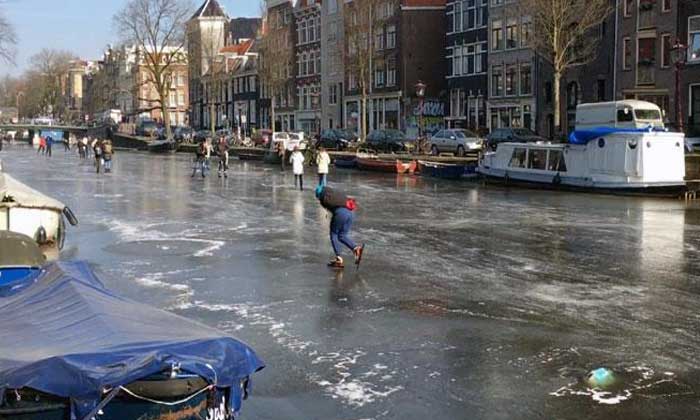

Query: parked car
[[319, 129, 357, 150], [429, 129, 482, 156], [135, 119, 158, 137], [193, 130, 211, 143], [252, 129, 272, 147], [366, 130, 414, 153], [173, 127, 193, 142], [486, 128, 547, 150], [271, 132, 290, 150], [286, 132, 307, 151]]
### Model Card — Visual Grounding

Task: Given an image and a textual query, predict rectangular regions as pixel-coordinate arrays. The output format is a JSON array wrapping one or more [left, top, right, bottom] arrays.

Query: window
[[623, 37, 631, 70], [545, 81, 552, 104], [476, 43, 486, 73], [386, 25, 396, 48], [454, 1, 462, 32], [520, 64, 531, 95], [623, 0, 633, 17], [638, 36, 656, 65], [617, 107, 634, 122], [505, 65, 517, 95], [328, 0, 337, 14], [348, 73, 357, 90], [597, 79, 606, 101], [521, 17, 531, 47], [178, 92, 185, 106], [375, 28, 385, 50], [661, 34, 671, 68], [492, 20, 503, 50], [548, 150, 567, 172], [386, 57, 396, 86], [528, 149, 547, 170], [506, 19, 518, 49], [374, 64, 385, 87], [491, 66, 503, 96], [690, 16, 700, 62], [453, 46, 463, 75], [509, 148, 526, 168], [662, 0, 670, 12], [329, 84, 338, 104]]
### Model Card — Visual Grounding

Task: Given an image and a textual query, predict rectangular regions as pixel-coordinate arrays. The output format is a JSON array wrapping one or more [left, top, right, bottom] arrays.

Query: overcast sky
[[0, 0, 260, 77]]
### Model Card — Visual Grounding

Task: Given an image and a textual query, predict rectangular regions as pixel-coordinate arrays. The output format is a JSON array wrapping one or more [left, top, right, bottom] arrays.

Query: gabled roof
[[192, 0, 228, 19], [219, 39, 255, 55]]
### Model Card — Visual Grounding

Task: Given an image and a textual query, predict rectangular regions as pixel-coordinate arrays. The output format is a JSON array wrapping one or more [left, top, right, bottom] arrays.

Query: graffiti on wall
[[405, 99, 446, 139]]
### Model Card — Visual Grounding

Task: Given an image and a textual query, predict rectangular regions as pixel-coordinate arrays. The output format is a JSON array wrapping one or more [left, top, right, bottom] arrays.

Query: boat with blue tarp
[[0, 261, 264, 420]]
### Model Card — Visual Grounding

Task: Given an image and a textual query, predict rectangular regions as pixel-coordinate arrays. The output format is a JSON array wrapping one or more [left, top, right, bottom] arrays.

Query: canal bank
[[2, 145, 700, 420]]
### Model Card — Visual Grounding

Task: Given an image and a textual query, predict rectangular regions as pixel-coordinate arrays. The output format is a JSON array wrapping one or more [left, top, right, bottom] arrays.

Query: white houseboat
[[478, 101, 687, 195], [0, 163, 78, 253]]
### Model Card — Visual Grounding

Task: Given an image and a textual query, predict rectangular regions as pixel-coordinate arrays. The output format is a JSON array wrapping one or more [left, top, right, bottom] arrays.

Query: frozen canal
[[3, 144, 700, 420]]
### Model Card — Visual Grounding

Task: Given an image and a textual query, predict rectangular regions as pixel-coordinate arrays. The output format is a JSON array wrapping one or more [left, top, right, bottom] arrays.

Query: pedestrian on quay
[[204, 138, 213, 171], [77, 138, 86, 159], [64, 135, 71, 152], [316, 146, 330, 187], [290, 146, 305, 191], [277, 141, 286, 172], [94, 139, 103, 174], [315, 185, 364, 269], [102, 139, 114, 173], [217, 136, 229, 178], [46, 136, 53, 157], [192, 141, 207, 178]]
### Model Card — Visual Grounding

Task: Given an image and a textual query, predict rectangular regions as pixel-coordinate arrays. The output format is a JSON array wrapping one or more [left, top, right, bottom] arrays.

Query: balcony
[[637, 62, 655, 85]]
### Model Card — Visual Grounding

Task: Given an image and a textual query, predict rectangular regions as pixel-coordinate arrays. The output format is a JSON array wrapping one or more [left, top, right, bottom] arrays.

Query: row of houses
[[77, 0, 700, 139]]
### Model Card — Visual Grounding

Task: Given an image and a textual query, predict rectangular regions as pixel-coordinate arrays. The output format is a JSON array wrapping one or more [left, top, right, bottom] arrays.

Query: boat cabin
[[575, 100, 665, 131]]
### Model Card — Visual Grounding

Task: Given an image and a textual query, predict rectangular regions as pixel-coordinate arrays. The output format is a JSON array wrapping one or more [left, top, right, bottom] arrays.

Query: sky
[[0, 0, 260, 77]]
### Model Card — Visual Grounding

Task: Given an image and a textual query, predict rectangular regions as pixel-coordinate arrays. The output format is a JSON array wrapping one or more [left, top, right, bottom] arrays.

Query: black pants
[[46, 145, 52, 157], [295, 174, 303, 190]]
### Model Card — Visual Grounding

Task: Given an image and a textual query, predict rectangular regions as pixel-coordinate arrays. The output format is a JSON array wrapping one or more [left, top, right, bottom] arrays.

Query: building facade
[[294, 0, 322, 135], [445, 0, 488, 131], [681, 0, 700, 137], [321, 0, 345, 130], [487, 0, 545, 134], [343, 0, 446, 138]]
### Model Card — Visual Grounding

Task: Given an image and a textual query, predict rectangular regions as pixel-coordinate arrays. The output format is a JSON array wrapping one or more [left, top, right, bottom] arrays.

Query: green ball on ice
[[587, 368, 616, 389]]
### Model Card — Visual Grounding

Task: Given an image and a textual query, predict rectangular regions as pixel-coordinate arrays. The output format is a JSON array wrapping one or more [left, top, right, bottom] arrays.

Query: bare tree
[[518, 0, 612, 137], [29, 49, 77, 119], [0, 9, 17, 64], [114, 0, 192, 139], [344, 0, 380, 142], [258, 1, 294, 143]]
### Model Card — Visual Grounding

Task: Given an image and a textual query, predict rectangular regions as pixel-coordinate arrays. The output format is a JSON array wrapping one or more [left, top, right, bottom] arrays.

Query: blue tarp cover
[[568, 126, 666, 145], [0, 262, 264, 419]]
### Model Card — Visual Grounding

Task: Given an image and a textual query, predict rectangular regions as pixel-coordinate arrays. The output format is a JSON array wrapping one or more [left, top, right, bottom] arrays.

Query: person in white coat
[[316, 146, 330, 187], [290, 146, 305, 190]]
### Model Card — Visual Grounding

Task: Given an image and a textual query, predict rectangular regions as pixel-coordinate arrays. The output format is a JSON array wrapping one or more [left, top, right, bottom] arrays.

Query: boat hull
[[418, 161, 466, 180], [334, 157, 357, 169], [237, 153, 264, 161], [356, 157, 397, 173], [396, 160, 418, 174], [147, 140, 177, 154], [0, 380, 229, 420]]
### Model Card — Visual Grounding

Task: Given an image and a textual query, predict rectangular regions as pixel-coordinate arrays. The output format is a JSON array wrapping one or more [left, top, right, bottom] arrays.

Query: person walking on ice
[[290, 146, 305, 190], [217, 136, 229, 178], [316, 185, 365, 269], [316, 146, 330, 187]]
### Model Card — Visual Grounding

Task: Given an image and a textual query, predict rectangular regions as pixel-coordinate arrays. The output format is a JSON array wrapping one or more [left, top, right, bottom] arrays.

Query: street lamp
[[414, 80, 427, 154], [671, 39, 688, 133]]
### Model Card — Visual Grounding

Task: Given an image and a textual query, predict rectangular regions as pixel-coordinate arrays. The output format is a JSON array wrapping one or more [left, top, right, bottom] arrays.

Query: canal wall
[[111, 133, 149, 151]]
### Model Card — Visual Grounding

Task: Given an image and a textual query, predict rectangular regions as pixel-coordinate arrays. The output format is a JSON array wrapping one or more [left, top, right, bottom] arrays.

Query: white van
[[575, 100, 665, 131]]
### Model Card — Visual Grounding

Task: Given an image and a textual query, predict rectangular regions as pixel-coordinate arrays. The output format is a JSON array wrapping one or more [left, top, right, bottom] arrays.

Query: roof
[[191, 0, 228, 19], [229, 17, 261, 41], [220, 39, 254, 55], [401, 0, 446, 7]]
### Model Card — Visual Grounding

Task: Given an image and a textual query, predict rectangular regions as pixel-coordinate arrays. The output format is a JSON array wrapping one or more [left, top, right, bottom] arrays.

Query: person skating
[[37, 136, 46, 154], [290, 146, 305, 190], [46, 136, 53, 157], [315, 185, 364, 269], [217, 136, 229, 178], [192, 141, 207, 178], [204, 139, 213, 172], [316, 146, 330, 187], [102, 140, 114, 173], [94, 139, 103, 174]]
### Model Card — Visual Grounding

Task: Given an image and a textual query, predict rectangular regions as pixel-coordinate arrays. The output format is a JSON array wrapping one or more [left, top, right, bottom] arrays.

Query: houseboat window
[[527, 149, 547, 170], [547, 150, 567, 172], [509, 148, 527, 168], [634, 109, 661, 120], [617, 108, 634, 122]]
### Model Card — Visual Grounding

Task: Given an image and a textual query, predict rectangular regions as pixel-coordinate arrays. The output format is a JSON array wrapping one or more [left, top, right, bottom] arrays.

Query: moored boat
[[147, 139, 178, 153], [418, 160, 466, 180], [334, 155, 357, 169], [477, 130, 687, 195], [0, 166, 78, 253], [0, 231, 44, 296], [0, 261, 264, 420], [356, 156, 397, 173], [396, 160, 418, 174]]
